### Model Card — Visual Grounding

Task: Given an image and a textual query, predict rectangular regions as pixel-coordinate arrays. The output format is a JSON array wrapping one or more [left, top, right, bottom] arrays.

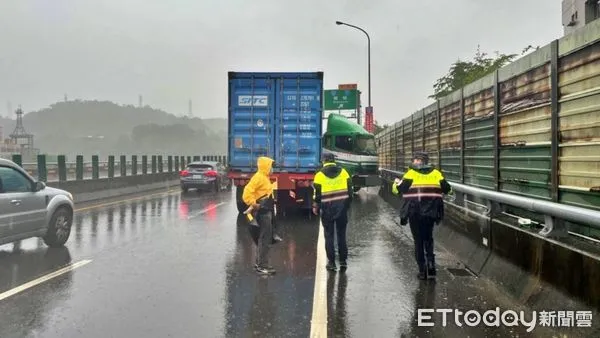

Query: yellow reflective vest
[[312, 162, 352, 219]]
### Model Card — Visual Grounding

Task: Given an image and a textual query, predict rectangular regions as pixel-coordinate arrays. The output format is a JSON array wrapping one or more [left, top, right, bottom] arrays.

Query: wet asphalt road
[[0, 187, 589, 337]]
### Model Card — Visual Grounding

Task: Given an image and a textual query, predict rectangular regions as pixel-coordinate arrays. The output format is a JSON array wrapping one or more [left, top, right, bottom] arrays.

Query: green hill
[[0, 100, 228, 157]]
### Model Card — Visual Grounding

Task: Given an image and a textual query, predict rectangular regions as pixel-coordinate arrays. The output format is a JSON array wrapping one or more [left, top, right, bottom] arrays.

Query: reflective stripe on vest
[[403, 169, 442, 201], [321, 188, 349, 203], [313, 163, 349, 203]]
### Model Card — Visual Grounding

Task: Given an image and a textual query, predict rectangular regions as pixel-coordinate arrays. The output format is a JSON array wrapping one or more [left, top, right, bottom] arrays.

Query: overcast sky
[[0, 0, 562, 124]]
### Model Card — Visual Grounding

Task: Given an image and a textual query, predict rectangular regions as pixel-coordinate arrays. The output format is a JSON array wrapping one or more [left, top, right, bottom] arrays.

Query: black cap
[[322, 152, 336, 162], [413, 151, 429, 164]]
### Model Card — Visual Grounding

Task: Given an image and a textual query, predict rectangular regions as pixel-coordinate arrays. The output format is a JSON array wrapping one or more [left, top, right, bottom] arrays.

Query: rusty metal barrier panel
[[439, 91, 462, 182]]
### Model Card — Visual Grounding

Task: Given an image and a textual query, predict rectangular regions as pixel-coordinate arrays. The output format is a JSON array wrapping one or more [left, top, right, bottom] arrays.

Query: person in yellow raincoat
[[243, 156, 278, 275]]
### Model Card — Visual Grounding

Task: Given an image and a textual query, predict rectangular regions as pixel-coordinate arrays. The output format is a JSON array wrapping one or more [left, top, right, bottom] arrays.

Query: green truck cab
[[322, 114, 380, 192]]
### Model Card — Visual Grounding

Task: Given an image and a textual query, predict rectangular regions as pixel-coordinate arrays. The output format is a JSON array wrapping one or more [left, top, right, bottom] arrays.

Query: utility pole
[[335, 20, 374, 132]]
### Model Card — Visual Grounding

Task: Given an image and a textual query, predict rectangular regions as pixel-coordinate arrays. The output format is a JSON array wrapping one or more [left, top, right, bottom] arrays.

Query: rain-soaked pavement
[[0, 187, 588, 337]]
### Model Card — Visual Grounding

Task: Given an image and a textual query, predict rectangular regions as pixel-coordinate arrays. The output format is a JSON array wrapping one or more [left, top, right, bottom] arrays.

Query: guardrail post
[[92, 155, 99, 179], [168, 156, 173, 172], [151, 155, 157, 174], [37, 155, 47, 182], [460, 88, 465, 184], [158, 155, 163, 173], [132, 155, 138, 175], [400, 120, 405, 171], [108, 155, 115, 178], [539, 215, 569, 238], [550, 39, 560, 203], [174, 156, 179, 172], [12, 154, 22, 167], [76, 155, 84, 180], [120, 155, 127, 177], [493, 70, 500, 191], [411, 115, 415, 157], [421, 109, 426, 151], [436, 101, 442, 170], [58, 155, 67, 181], [142, 155, 148, 175]]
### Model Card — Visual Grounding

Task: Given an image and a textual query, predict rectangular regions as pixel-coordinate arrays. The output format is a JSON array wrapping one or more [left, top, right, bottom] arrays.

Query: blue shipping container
[[228, 72, 323, 173]]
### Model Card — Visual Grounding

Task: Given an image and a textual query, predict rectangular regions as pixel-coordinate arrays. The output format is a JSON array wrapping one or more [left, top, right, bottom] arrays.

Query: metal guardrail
[[21, 161, 156, 170], [11, 154, 228, 182], [380, 168, 600, 237]]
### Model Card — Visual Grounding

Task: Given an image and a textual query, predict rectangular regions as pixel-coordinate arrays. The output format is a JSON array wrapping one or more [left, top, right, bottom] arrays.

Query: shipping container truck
[[227, 72, 324, 214]]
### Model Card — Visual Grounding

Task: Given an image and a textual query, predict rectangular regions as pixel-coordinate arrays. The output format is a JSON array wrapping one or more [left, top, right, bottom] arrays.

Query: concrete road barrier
[[47, 172, 180, 204]]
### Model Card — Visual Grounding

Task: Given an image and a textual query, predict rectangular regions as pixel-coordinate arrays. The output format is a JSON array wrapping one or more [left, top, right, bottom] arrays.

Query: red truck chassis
[[228, 171, 315, 213]]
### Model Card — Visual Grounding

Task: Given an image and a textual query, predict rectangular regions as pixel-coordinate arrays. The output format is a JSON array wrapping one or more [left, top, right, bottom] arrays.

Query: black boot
[[417, 265, 427, 280], [427, 261, 436, 280]]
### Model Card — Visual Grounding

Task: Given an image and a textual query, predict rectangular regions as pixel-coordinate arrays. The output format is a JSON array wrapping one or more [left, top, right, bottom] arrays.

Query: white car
[[0, 158, 74, 247]]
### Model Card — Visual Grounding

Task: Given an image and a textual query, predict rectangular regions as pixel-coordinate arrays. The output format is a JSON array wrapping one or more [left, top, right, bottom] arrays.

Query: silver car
[[0, 158, 74, 248]]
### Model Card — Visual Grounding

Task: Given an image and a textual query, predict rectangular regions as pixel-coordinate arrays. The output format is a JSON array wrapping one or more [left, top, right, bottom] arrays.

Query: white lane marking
[[310, 219, 328, 338], [0, 259, 92, 302], [186, 202, 227, 220]]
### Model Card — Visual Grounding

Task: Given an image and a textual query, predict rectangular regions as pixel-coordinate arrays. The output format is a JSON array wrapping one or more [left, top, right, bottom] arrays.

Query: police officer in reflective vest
[[392, 151, 452, 280], [312, 153, 353, 271]]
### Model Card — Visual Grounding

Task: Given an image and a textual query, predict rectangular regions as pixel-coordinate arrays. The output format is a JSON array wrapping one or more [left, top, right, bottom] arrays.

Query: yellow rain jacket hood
[[242, 156, 275, 206]]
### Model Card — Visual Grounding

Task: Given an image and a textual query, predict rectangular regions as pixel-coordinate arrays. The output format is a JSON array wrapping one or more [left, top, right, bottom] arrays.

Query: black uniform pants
[[256, 211, 273, 267], [408, 214, 436, 270], [321, 211, 348, 264]]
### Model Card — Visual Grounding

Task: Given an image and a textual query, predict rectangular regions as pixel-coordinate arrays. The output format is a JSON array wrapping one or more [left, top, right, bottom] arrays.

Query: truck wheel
[[236, 185, 247, 213], [43, 206, 73, 248]]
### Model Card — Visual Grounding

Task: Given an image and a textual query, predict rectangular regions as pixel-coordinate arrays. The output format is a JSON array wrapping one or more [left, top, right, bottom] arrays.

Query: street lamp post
[[336, 20, 371, 126]]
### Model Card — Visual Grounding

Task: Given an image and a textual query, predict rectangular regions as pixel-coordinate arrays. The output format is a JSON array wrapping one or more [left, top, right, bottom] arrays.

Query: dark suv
[[179, 161, 231, 192]]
